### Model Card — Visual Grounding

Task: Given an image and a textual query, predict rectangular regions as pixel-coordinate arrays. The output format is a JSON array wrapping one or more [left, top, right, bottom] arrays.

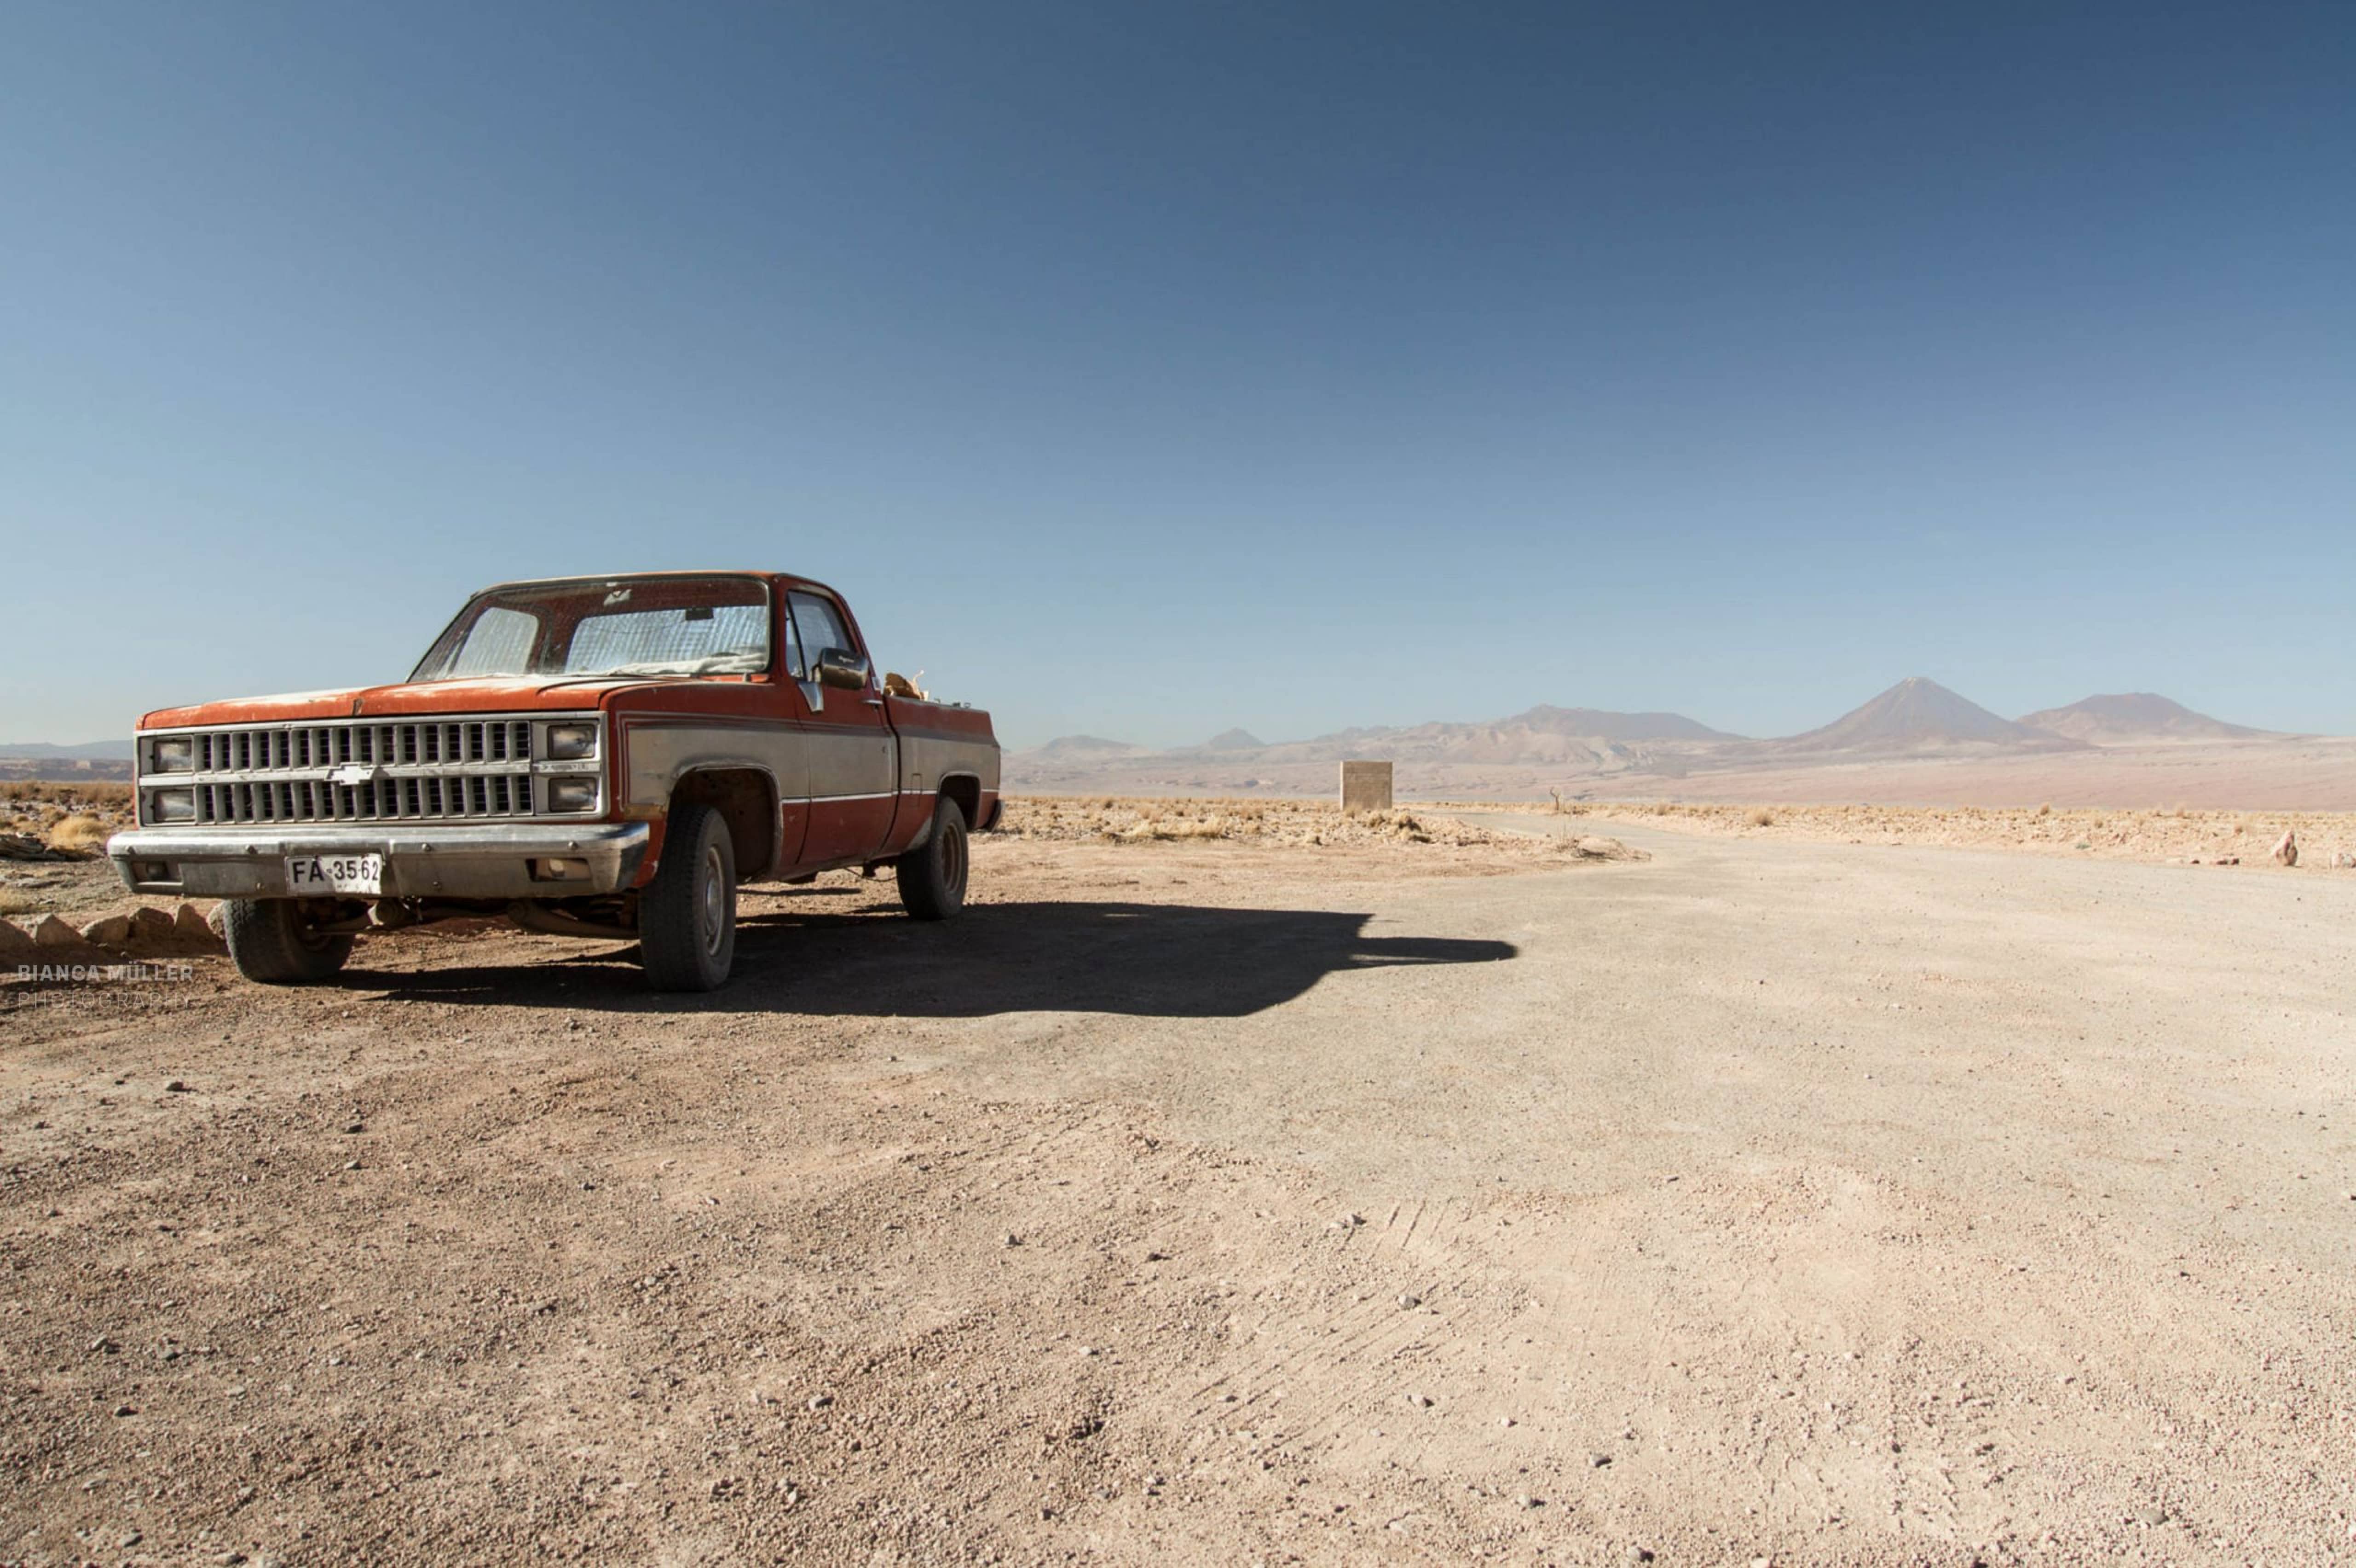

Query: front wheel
[[895, 796, 969, 921], [222, 898, 353, 984], [640, 802, 737, 992]]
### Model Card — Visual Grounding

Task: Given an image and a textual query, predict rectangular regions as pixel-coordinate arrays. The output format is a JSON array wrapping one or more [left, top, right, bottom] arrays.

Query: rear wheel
[[222, 898, 353, 984], [895, 796, 969, 921], [640, 802, 737, 992]]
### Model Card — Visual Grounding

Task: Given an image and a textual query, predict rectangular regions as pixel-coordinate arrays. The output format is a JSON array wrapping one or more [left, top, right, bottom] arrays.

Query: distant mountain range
[[1008, 679, 2301, 794], [0, 739, 134, 761], [2015, 692, 2275, 745], [1775, 676, 2081, 755]]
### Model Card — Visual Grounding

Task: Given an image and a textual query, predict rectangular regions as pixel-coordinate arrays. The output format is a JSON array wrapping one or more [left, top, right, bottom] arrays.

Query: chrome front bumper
[[108, 822, 651, 901]]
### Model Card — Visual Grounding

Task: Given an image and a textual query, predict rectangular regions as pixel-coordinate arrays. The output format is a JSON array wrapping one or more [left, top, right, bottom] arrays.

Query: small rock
[[0, 918, 34, 957], [32, 914, 81, 947], [1336, 1212, 1364, 1228], [206, 902, 231, 937], [2272, 830, 2298, 867], [120, 1530, 143, 1548], [1397, 1292, 1422, 1309], [81, 913, 133, 946], [166, 1079, 190, 1093], [1624, 1548, 1653, 1564], [89, 1335, 119, 1354], [1406, 1392, 1433, 1409], [1589, 1452, 1613, 1468], [173, 902, 214, 939], [113, 1402, 137, 1417], [130, 905, 177, 942], [1002, 1233, 1022, 1247], [807, 1393, 833, 1410], [2140, 1505, 2168, 1526], [1515, 1493, 1541, 1510], [342, 1122, 364, 1135], [1497, 1416, 1515, 1428]]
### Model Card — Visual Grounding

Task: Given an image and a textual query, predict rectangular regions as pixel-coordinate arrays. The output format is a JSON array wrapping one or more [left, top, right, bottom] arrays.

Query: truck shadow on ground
[[346, 901, 1517, 1018]]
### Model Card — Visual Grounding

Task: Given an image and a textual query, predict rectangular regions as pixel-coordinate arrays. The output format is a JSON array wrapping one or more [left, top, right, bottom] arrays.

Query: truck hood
[[139, 677, 668, 730]]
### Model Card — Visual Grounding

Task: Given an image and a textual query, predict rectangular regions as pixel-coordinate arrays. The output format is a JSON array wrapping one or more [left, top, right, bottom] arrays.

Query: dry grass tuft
[[1747, 807, 1775, 828], [48, 814, 112, 853], [0, 888, 38, 917]]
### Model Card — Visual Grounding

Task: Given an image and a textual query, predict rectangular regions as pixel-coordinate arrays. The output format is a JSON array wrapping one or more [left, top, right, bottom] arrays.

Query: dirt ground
[[4, 814, 2354, 1565], [1461, 800, 2356, 870]]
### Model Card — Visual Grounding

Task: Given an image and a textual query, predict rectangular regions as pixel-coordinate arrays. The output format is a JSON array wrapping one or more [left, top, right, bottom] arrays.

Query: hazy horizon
[[5, 3, 2351, 750]]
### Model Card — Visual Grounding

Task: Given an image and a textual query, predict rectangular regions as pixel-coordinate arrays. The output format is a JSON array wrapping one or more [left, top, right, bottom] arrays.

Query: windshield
[[410, 576, 774, 682]]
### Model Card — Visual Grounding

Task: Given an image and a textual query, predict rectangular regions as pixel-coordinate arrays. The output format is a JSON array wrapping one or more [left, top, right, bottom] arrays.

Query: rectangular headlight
[[545, 722, 598, 761], [150, 736, 195, 772], [547, 776, 599, 813], [149, 788, 196, 824]]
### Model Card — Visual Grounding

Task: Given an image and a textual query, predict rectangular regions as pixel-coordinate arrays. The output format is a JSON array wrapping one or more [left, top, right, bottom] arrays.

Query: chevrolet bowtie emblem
[[329, 763, 384, 787]]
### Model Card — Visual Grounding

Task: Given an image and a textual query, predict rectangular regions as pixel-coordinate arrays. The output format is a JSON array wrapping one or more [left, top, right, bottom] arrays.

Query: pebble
[[1407, 1392, 1433, 1409], [1625, 1549, 1653, 1564], [1589, 1452, 1613, 1468], [1397, 1293, 1421, 1309], [2140, 1505, 2168, 1525], [165, 1079, 190, 1093], [807, 1394, 833, 1410], [342, 1122, 364, 1135], [1515, 1493, 1541, 1510], [1497, 1416, 1515, 1428], [1002, 1233, 1022, 1248]]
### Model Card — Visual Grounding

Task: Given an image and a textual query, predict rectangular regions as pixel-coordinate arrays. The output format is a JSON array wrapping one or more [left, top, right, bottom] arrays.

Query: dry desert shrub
[[48, 814, 112, 853], [0, 888, 38, 916], [1747, 807, 1775, 828]]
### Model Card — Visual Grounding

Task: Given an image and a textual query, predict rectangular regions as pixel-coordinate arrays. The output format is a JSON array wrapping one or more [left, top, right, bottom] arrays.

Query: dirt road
[[4, 824, 2352, 1565]]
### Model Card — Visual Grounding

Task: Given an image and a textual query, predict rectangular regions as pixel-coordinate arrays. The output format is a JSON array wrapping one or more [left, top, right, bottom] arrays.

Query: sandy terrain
[[1456, 800, 2356, 870], [1005, 736, 2356, 812], [6, 809, 2354, 1565]]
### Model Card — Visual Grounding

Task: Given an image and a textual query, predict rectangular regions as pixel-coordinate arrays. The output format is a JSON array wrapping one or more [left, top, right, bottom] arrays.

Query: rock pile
[[0, 901, 225, 962]]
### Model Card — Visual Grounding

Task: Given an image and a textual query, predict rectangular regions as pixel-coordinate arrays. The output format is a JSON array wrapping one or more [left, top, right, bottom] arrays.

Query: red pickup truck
[[107, 571, 1002, 991]]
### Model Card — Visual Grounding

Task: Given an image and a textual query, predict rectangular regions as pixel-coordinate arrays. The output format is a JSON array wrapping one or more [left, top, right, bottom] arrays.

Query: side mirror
[[815, 647, 871, 691]]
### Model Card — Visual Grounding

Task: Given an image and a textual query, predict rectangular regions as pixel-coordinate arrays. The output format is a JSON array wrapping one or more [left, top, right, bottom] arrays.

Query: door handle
[[862, 697, 884, 707]]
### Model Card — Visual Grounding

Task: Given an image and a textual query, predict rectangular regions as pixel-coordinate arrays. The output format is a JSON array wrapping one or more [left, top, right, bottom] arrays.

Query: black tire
[[641, 801, 737, 992], [896, 796, 969, 921], [222, 898, 353, 985]]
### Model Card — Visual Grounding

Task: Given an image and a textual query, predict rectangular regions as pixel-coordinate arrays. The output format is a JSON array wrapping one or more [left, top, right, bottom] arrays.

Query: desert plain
[[3, 790, 2355, 1566]]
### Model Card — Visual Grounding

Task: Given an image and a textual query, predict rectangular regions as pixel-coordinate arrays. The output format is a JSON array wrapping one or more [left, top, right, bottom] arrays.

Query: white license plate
[[286, 853, 384, 894]]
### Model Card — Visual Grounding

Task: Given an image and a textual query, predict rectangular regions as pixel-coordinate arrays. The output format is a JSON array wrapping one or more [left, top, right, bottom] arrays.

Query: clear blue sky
[[4, 1, 2350, 748]]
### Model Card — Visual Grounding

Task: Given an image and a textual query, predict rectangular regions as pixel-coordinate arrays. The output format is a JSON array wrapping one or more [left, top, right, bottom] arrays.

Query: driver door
[[784, 588, 896, 867]]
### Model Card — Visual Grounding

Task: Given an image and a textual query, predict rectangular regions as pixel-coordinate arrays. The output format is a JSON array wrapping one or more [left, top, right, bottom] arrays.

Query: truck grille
[[165, 719, 548, 825]]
